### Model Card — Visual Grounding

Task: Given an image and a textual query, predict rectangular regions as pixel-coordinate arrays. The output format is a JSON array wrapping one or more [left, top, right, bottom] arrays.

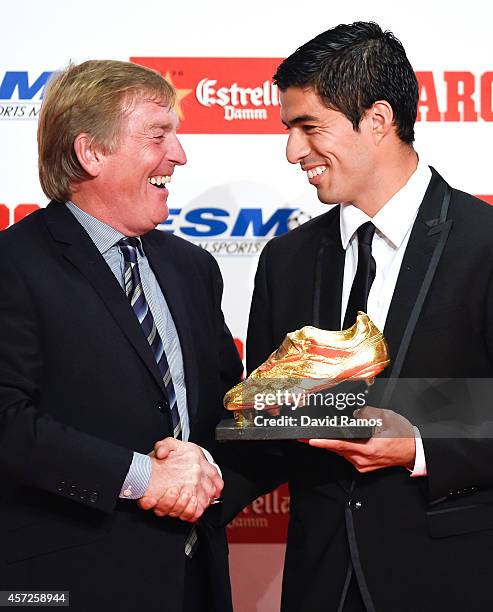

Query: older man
[[0, 60, 242, 612]]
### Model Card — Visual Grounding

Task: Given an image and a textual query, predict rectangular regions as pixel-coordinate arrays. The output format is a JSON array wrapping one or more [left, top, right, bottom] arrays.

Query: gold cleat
[[224, 312, 390, 426]]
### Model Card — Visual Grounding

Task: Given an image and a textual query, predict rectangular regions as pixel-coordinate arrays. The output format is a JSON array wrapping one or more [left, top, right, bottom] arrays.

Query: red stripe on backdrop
[[234, 337, 244, 362], [477, 195, 493, 206], [14, 203, 41, 224], [0, 204, 8, 229]]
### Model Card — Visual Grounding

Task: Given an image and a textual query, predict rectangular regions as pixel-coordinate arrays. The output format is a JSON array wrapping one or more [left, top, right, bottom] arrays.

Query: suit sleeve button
[[69, 484, 78, 496], [89, 492, 99, 503]]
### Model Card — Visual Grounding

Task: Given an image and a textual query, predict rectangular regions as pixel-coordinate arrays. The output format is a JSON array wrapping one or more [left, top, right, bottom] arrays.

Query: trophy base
[[215, 418, 373, 441]]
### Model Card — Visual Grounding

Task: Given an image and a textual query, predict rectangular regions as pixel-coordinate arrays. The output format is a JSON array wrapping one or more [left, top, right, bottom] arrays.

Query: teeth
[[148, 175, 171, 187], [307, 166, 327, 179]]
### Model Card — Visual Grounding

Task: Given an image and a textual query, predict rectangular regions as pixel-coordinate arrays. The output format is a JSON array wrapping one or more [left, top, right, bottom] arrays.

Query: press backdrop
[[2, 1, 493, 608]]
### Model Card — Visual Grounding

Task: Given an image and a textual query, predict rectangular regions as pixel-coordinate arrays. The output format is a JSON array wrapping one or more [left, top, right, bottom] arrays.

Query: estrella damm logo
[[129, 57, 283, 134]]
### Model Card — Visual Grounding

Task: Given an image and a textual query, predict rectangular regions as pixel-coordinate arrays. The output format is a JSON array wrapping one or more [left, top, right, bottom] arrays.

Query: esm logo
[[0, 204, 303, 257], [0, 71, 53, 119], [160, 207, 297, 256]]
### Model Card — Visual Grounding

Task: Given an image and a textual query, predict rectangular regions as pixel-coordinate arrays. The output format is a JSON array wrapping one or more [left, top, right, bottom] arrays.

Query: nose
[[286, 130, 311, 165], [169, 133, 187, 166]]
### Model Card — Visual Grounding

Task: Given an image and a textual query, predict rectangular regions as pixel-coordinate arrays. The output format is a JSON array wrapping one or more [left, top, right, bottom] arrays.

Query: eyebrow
[[147, 122, 175, 131], [281, 114, 319, 128]]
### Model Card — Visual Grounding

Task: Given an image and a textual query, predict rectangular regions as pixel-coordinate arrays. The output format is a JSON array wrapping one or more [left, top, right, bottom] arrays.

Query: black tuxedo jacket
[[0, 202, 242, 612], [219, 169, 493, 611]]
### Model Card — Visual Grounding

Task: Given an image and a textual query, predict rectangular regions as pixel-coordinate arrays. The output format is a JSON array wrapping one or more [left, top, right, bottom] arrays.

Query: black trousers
[[183, 545, 212, 612], [343, 575, 366, 612]]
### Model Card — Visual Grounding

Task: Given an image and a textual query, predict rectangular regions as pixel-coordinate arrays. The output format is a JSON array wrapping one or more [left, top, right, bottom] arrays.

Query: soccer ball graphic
[[287, 210, 312, 231]]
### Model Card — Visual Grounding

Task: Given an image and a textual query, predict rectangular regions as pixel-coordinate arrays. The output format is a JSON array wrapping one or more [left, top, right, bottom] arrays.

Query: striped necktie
[[118, 237, 182, 439], [118, 237, 198, 559]]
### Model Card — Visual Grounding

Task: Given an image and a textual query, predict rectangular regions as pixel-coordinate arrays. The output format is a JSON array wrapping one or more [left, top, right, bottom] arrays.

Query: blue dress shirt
[[66, 201, 195, 499]]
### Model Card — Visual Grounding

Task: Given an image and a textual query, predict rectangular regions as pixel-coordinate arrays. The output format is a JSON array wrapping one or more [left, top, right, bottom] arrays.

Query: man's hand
[[137, 438, 223, 522], [304, 406, 416, 473]]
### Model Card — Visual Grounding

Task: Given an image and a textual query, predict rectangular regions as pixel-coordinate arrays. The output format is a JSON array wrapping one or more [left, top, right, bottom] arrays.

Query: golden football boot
[[224, 312, 390, 425]]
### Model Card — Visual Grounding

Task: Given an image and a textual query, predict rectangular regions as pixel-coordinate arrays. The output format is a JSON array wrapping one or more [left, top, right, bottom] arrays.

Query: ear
[[367, 100, 394, 144], [73, 133, 105, 178]]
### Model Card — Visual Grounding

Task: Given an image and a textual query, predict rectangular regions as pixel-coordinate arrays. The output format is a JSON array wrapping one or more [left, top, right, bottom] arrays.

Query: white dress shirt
[[339, 158, 431, 476]]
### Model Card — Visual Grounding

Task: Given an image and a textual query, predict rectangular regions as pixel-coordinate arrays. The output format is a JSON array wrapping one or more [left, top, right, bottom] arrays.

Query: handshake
[[137, 438, 223, 523]]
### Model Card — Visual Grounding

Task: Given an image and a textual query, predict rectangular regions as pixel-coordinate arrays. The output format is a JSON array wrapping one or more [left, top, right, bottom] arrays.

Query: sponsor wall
[[2, 0, 493, 609]]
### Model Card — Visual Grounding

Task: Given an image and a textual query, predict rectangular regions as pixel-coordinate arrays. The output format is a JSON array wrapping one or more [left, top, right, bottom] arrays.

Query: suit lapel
[[143, 234, 200, 426], [383, 220, 437, 365], [382, 168, 453, 399], [44, 202, 166, 394], [313, 207, 345, 331]]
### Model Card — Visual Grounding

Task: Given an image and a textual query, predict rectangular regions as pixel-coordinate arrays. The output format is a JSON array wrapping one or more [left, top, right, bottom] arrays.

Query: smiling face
[[280, 87, 377, 207], [95, 97, 186, 235]]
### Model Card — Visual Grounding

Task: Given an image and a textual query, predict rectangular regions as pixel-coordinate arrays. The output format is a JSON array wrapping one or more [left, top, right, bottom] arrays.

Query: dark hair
[[273, 22, 418, 144]]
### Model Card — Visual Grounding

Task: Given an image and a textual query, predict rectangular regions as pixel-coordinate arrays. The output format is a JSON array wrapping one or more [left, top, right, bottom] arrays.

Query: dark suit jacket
[[219, 168, 493, 611], [0, 202, 243, 612]]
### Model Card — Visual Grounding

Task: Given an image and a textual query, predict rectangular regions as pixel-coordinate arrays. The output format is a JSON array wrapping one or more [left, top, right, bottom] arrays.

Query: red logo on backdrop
[[227, 484, 290, 543], [416, 71, 493, 122], [130, 60, 493, 128], [129, 57, 283, 134]]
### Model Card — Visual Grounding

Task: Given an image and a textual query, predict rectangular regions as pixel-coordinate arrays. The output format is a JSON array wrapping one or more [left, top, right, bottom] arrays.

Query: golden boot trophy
[[216, 312, 389, 440]]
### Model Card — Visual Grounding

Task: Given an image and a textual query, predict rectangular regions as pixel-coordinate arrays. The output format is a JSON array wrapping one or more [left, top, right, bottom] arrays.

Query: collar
[[65, 201, 143, 255], [339, 158, 432, 250]]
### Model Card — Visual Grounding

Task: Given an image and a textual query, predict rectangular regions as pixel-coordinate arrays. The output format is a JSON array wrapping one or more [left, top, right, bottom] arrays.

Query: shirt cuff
[[200, 446, 222, 479], [119, 452, 152, 499], [409, 426, 427, 477]]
